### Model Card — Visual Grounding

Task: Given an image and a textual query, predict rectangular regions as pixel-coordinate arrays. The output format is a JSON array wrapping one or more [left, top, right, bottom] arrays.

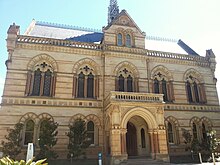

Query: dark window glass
[[32, 69, 42, 96], [194, 82, 200, 103], [168, 122, 174, 143], [117, 33, 122, 46], [141, 128, 146, 148], [127, 75, 133, 92], [78, 72, 85, 98], [202, 123, 207, 140], [154, 78, 159, 94], [87, 73, 94, 98], [162, 79, 168, 102], [186, 81, 193, 103], [43, 69, 52, 96], [87, 121, 94, 145], [118, 74, 125, 92], [192, 122, 197, 139], [24, 120, 34, 145], [126, 34, 131, 47]]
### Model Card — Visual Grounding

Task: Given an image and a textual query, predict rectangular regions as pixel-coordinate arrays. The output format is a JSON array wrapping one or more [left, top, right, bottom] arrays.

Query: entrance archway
[[126, 122, 137, 156]]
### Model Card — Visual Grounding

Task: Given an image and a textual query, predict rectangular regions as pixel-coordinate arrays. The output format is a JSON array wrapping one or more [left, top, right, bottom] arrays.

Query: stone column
[[120, 129, 127, 157], [149, 131, 155, 159], [157, 126, 169, 162]]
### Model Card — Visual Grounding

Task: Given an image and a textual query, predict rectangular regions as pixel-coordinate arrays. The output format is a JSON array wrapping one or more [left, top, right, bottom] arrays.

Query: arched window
[[43, 69, 52, 96], [154, 78, 159, 94], [118, 74, 125, 92], [141, 128, 146, 148], [77, 72, 85, 98], [87, 121, 94, 145], [162, 79, 168, 101], [28, 62, 55, 97], [117, 33, 123, 46], [87, 72, 94, 98], [193, 82, 200, 103], [24, 120, 35, 145], [32, 69, 42, 96], [186, 81, 193, 103], [192, 122, 198, 139], [167, 122, 174, 143], [127, 75, 133, 92], [126, 34, 131, 47], [202, 123, 207, 140]]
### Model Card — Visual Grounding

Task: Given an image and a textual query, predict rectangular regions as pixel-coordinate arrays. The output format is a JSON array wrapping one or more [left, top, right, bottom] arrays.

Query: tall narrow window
[[126, 34, 131, 47], [186, 81, 193, 103], [162, 79, 168, 102], [141, 128, 146, 148], [24, 120, 35, 145], [87, 72, 94, 98], [118, 74, 125, 92], [78, 72, 85, 97], [43, 69, 52, 96], [154, 78, 159, 94], [192, 122, 197, 139], [32, 69, 42, 96], [117, 33, 123, 46], [193, 82, 200, 103], [127, 75, 133, 92], [202, 123, 207, 140], [87, 121, 94, 145], [167, 122, 174, 143]]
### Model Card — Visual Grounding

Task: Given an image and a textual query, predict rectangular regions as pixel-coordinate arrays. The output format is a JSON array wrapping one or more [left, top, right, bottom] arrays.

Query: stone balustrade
[[105, 91, 164, 106], [17, 35, 103, 50], [17, 35, 209, 65]]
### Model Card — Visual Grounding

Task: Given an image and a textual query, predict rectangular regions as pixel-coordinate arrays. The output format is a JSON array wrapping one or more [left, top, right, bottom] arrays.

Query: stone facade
[[0, 7, 219, 165]]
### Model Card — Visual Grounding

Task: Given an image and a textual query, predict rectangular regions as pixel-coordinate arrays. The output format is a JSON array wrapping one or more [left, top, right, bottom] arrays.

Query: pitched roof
[[24, 20, 199, 55]]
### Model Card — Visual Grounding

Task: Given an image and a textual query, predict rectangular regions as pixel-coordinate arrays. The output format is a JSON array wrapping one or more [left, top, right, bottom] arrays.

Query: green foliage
[[206, 130, 220, 154], [67, 119, 90, 159], [36, 119, 58, 160], [0, 156, 47, 165], [182, 128, 192, 151], [1, 123, 24, 159]]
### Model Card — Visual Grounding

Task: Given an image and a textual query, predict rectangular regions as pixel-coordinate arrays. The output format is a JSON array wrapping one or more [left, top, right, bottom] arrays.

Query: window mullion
[[84, 75, 88, 98], [40, 72, 45, 96]]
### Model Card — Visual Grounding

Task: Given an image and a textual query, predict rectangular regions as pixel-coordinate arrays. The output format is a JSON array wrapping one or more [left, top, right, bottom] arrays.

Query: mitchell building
[[0, 0, 219, 164]]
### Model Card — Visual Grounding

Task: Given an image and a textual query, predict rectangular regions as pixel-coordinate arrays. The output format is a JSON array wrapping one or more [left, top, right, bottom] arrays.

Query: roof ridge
[[146, 36, 178, 43], [36, 21, 102, 33]]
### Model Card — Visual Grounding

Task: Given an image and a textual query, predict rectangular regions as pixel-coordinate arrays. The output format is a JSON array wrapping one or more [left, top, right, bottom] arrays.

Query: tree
[[36, 119, 58, 160], [67, 119, 90, 159], [1, 123, 24, 159], [206, 130, 220, 155], [182, 128, 192, 151]]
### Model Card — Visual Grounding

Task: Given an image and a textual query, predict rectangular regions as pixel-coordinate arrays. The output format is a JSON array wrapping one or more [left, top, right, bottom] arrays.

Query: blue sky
[[0, 0, 220, 101]]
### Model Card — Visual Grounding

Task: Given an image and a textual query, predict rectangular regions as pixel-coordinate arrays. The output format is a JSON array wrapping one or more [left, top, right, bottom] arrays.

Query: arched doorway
[[125, 116, 150, 157], [126, 122, 137, 156]]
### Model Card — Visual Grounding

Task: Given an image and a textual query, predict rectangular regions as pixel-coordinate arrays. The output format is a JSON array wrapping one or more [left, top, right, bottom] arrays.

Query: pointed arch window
[[87, 72, 94, 98], [141, 128, 146, 148], [24, 120, 35, 145], [185, 75, 206, 104], [167, 122, 174, 143], [127, 75, 133, 92], [27, 62, 55, 97], [87, 121, 94, 145], [77, 72, 85, 98], [192, 122, 198, 139], [202, 123, 207, 140], [154, 78, 159, 94], [126, 34, 131, 47], [162, 79, 168, 102], [118, 74, 125, 92], [117, 33, 123, 46]]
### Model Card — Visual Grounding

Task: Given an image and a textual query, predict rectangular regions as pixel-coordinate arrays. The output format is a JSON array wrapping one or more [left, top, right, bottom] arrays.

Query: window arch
[[185, 71, 206, 104], [87, 121, 95, 145], [117, 33, 123, 46], [202, 122, 207, 140], [125, 34, 131, 47], [24, 120, 35, 145], [152, 71, 174, 102], [74, 64, 98, 99], [26, 61, 56, 97], [165, 116, 179, 145], [192, 122, 198, 139]]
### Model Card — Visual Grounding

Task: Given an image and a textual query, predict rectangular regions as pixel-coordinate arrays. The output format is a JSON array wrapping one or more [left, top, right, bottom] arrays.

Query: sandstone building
[[0, 0, 219, 164]]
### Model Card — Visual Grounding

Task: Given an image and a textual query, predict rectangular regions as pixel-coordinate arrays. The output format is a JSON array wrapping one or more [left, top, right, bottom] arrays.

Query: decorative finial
[[108, 0, 119, 24]]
